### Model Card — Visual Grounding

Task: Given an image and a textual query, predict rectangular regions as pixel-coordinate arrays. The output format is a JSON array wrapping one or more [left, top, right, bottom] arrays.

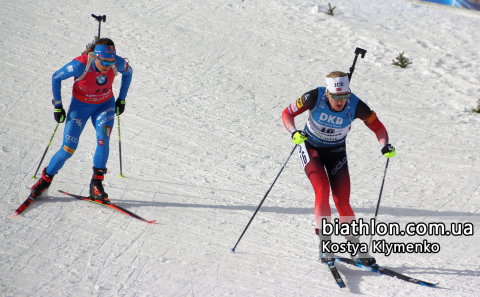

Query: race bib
[[298, 143, 310, 169]]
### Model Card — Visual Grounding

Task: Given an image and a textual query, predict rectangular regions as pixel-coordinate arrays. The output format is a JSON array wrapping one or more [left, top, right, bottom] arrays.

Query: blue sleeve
[[52, 60, 85, 107], [115, 55, 133, 100]]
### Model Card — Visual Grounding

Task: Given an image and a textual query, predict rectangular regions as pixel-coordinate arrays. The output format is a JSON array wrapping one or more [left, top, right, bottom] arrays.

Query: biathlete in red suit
[[282, 71, 396, 265], [30, 38, 133, 204]]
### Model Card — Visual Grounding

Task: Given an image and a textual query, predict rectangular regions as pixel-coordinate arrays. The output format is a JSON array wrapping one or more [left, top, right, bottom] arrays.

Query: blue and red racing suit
[[46, 54, 133, 175], [282, 87, 389, 229]]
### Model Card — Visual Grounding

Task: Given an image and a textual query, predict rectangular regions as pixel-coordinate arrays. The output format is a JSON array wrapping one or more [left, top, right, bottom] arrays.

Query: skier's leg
[[325, 149, 375, 265], [325, 149, 355, 225], [299, 143, 332, 229], [46, 99, 90, 175], [89, 99, 115, 203], [91, 99, 115, 169], [308, 162, 332, 229], [32, 99, 90, 197], [300, 143, 335, 262]]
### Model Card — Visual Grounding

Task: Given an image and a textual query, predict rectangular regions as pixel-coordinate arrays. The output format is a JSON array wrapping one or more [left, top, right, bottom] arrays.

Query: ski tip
[[420, 281, 438, 287]]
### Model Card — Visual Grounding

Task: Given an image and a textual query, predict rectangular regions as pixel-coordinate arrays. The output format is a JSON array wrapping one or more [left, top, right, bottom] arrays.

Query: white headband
[[326, 76, 350, 93]]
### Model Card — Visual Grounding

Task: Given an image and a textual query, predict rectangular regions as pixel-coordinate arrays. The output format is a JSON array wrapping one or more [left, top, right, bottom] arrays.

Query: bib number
[[298, 143, 310, 169]]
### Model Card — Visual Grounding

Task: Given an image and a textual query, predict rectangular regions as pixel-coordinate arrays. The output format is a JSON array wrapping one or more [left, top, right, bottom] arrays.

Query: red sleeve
[[282, 89, 318, 136], [282, 108, 298, 136], [363, 111, 389, 147]]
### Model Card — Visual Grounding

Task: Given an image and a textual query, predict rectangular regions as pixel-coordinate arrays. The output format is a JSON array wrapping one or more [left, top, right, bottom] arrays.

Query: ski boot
[[346, 235, 376, 266], [317, 229, 335, 263], [31, 168, 54, 198], [89, 167, 110, 204]]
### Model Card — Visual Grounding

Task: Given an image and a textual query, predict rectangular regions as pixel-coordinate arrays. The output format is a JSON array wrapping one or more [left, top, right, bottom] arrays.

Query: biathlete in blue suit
[[30, 38, 133, 204], [282, 71, 395, 266]]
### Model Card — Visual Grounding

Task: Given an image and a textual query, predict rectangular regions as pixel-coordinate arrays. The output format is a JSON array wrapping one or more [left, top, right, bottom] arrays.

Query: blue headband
[[94, 45, 116, 59]]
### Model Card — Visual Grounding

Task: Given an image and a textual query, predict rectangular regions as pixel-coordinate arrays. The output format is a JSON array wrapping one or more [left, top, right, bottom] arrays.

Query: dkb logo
[[319, 113, 343, 125]]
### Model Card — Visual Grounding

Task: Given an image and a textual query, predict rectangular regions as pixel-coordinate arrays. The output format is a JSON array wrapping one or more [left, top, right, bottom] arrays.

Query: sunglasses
[[327, 89, 351, 101], [94, 54, 116, 67]]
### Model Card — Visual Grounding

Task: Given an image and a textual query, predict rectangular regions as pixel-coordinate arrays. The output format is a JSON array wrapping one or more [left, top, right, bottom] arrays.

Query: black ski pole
[[231, 144, 298, 252], [348, 47, 367, 82], [117, 115, 124, 177], [91, 14, 106, 39], [368, 158, 389, 248], [31, 123, 60, 179]]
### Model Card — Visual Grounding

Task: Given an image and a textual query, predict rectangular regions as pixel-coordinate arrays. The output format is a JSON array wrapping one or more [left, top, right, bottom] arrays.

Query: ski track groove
[[128, 253, 152, 294], [119, 140, 281, 198], [201, 21, 206, 61], [126, 177, 259, 198], [33, 240, 90, 295], [445, 182, 480, 214], [4, 73, 38, 114], [22, 140, 39, 180], [90, 236, 115, 295], [7, 252, 38, 288], [121, 267, 137, 293], [460, 182, 480, 213], [166, 5, 198, 24], [109, 224, 150, 268], [2, 169, 19, 204]]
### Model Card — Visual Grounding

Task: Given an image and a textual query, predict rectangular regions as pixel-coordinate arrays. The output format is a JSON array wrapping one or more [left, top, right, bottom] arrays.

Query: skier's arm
[[354, 100, 389, 148], [282, 89, 318, 136], [115, 55, 133, 100], [51, 60, 85, 107]]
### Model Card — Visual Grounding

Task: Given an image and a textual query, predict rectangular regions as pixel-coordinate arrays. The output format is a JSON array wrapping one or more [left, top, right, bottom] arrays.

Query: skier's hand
[[54, 107, 66, 123], [381, 144, 396, 158], [292, 130, 308, 145], [115, 98, 125, 115]]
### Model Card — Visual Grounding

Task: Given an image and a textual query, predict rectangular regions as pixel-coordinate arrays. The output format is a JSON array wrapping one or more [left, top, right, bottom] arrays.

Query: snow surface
[[1, 0, 480, 296]]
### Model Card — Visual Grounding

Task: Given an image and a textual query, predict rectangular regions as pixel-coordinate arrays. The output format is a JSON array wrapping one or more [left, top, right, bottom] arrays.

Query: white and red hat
[[326, 76, 350, 93]]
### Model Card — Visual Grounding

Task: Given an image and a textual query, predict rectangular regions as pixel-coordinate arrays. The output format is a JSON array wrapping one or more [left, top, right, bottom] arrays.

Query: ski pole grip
[[91, 14, 106, 22], [355, 47, 367, 58]]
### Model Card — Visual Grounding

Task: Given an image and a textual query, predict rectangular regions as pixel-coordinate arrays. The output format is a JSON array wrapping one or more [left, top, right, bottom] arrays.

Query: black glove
[[54, 107, 66, 123], [115, 99, 126, 115]]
